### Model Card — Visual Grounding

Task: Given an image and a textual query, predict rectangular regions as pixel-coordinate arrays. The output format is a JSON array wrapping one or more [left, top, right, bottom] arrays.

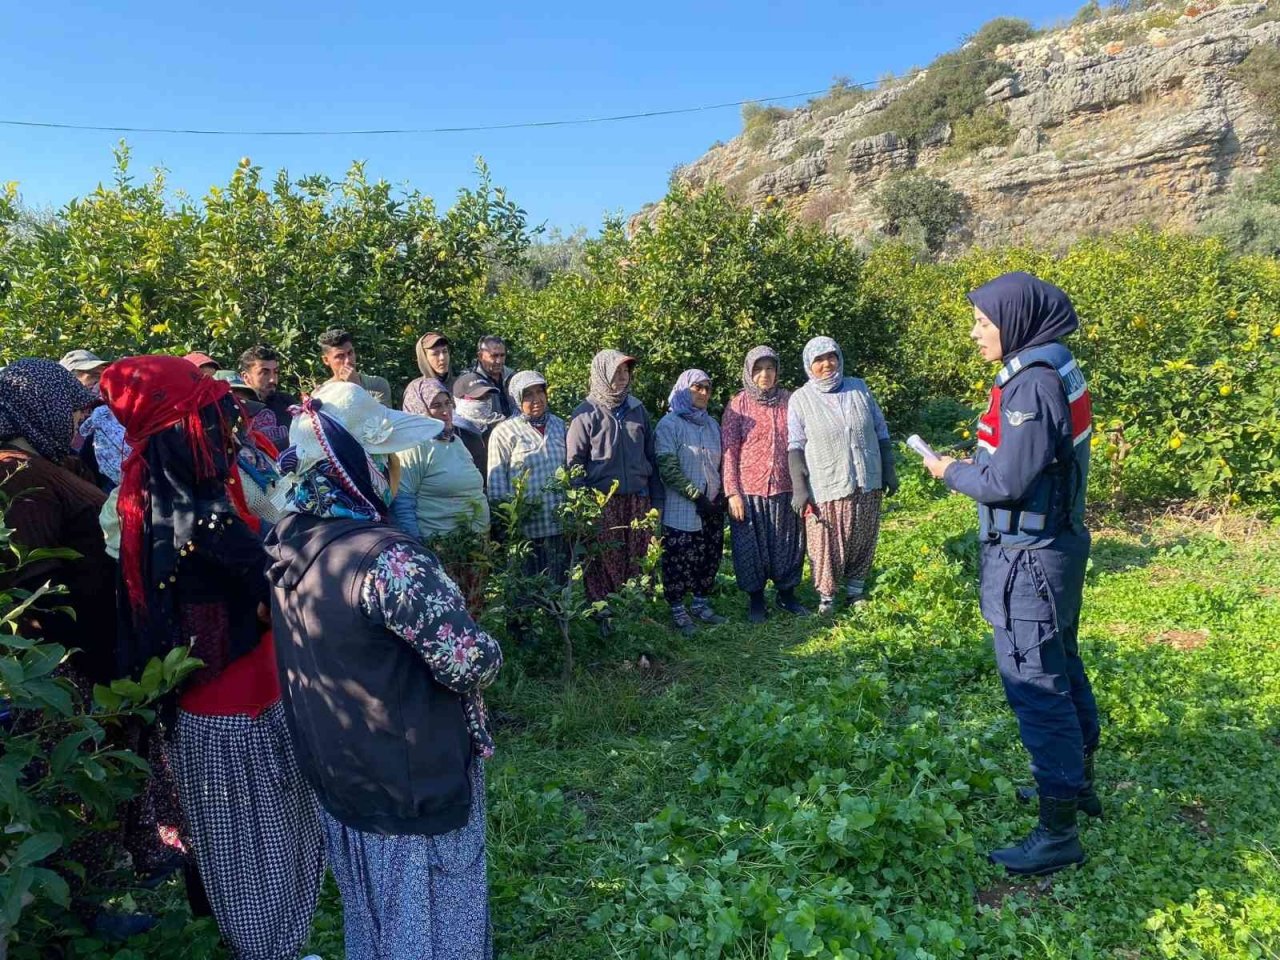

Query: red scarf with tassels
[[101, 357, 253, 612]]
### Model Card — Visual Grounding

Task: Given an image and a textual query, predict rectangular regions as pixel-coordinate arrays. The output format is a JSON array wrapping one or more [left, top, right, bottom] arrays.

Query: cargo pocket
[[1007, 551, 1055, 624]]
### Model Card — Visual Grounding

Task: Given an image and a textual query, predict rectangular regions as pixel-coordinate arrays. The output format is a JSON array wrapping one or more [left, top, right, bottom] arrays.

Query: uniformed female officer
[[924, 271, 1101, 876]]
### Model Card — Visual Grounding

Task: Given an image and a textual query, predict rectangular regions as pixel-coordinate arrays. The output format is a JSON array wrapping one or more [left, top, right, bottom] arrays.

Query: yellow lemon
[[961, 429, 971, 440], [1272, 323, 1280, 338], [1090, 435, 1101, 449], [1219, 384, 1232, 397], [1169, 436, 1183, 450]]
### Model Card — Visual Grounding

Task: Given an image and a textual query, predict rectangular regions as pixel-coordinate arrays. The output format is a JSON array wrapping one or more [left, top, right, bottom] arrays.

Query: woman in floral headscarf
[[268, 381, 502, 960], [721, 346, 808, 623], [787, 337, 898, 614], [101, 355, 323, 960], [565, 349, 663, 635]]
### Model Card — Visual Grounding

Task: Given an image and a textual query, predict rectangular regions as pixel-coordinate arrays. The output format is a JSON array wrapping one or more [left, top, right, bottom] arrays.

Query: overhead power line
[[0, 51, 1016, 138], [0, 89, 831, 138]]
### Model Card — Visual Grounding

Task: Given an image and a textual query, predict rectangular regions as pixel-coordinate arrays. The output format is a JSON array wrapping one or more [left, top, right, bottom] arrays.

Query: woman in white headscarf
[[487, 370, 569, 641], [787, 336, 898, 614]]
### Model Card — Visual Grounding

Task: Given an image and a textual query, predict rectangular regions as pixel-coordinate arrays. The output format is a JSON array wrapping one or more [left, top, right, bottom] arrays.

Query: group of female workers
[[0, 270, 1101, 960]]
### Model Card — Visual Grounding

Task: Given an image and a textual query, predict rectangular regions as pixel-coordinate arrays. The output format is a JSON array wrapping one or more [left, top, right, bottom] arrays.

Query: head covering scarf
[[279, 398, 394, 523], [802, 336, 845, 394], [402, 377, 454, 439], [967, 271, 1080, 357], [587, 349, 634, 410], [741, 346, 782, 406], [508, 371, 549, 427], [668, 369, 713, 425], [455, 393, 505, 432], [414, 334, 450, 377], [0, 359, 96, 461], [101, 357, 248, 616]]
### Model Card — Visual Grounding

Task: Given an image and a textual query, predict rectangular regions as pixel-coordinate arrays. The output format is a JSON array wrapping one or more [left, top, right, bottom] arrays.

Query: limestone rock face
[[646, 2, 1280, 250]]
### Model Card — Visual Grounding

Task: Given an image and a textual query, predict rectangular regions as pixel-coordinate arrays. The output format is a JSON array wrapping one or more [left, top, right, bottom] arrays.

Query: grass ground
[[89, 472, 1280, 959]]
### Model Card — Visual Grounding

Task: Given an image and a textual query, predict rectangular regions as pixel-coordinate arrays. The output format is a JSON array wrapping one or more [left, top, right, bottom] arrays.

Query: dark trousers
[[982, 543, 1100, 800], [661, 521, 724, 604]]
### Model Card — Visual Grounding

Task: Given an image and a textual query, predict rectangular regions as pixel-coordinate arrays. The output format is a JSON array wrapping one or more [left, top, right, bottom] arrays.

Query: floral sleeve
[[359, 541, 504, 757]]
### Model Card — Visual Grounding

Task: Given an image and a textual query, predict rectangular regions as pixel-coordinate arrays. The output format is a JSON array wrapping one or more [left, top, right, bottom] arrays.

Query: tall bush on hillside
[[480, 185, 896, 415], [862, 18, 1037, 146], [872, 173, 969, 253], [1202, 164, 1280, 257], [0, 145, 531, 397]]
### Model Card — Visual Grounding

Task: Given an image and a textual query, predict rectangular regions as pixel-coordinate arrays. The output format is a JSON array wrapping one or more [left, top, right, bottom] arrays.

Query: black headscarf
[[967, 272, 1079, 357], [0, 359, 96, 461]]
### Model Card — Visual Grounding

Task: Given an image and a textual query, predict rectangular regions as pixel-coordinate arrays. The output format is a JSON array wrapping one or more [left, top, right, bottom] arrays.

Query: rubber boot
[[1017, 753, 1103, 819], [775, 587, 810, 616], [747, 591, 768, 624], [989, 795, 1085, 876]]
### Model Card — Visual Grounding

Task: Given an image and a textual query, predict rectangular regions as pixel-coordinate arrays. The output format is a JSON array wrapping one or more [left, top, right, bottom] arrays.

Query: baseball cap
[[184, 352, 219, 369], [452, 372, 498, 400], [59, 349, 111, 373], [418, 332, 450, 350], [212, 370, 257, 396]]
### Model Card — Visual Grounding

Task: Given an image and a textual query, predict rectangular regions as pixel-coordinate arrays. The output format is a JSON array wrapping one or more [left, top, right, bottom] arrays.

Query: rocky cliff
[[647, 1, 1280, 250]]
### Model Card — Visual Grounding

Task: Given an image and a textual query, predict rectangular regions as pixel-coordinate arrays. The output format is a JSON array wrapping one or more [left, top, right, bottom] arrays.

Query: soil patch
[[975, 876, 1054, 910], [1150, 629, 1209, 652], [1178, 802, 1214, 837]]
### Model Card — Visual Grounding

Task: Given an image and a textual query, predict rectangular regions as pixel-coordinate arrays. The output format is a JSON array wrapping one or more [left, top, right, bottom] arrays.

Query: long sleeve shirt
[[486, 414, 568, 540], [720, 389, 792, 499], [565, 396, 664, 503], [654, 412, 722, 533]]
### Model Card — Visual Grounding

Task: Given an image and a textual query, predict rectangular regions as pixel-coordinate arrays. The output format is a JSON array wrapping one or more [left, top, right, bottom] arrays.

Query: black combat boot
[[989, 795, 1085, 876], [1017, 752, 1103, 819]]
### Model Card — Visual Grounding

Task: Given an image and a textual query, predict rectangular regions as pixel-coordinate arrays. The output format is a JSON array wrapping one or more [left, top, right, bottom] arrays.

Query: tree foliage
[[0, 145, 531, 398]]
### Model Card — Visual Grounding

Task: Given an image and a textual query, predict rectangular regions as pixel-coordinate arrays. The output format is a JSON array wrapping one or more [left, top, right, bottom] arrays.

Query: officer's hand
[[925, 456, 955, 480]]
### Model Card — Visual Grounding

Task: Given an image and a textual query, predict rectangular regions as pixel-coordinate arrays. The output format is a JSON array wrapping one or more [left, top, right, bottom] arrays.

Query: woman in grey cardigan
[[787, 336, 898, 614]]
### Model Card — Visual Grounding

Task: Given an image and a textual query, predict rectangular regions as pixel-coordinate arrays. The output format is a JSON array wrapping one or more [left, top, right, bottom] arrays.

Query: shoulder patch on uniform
[[1005, 409, 1038, 427]]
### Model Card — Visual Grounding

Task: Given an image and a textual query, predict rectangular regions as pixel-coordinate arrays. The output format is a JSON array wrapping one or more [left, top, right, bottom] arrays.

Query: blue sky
[[2, 1, 1080, 233]]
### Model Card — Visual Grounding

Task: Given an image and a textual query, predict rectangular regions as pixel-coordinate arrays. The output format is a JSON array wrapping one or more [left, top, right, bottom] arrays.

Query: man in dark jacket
[[925, 272, 1101, 877], [472, 335, 516, 418]]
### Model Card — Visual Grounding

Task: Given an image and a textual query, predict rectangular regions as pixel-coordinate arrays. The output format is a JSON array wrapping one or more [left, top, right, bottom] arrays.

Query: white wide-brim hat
[[288, 381, 442, 474]]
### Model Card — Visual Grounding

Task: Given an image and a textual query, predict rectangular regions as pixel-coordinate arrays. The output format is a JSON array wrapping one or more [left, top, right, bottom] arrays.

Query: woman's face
[[611, 362, 632, 392], [752, 359, 778, 391], [810, 352, 839, 380], [427, 345, 450, 375], [970, 308, 1003, 363], [521, 384, 548, 418], [427, 393, 454, 431], [689, 380, 711, 410]]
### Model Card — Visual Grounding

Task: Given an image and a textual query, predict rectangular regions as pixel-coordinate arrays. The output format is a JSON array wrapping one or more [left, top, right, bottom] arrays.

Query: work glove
[[879, 439, 900, 497], [694, 492, 716, 518]]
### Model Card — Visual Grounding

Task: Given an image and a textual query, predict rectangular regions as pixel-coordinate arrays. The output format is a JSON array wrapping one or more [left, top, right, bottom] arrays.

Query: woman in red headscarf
[[102, 356, 323, 960]]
